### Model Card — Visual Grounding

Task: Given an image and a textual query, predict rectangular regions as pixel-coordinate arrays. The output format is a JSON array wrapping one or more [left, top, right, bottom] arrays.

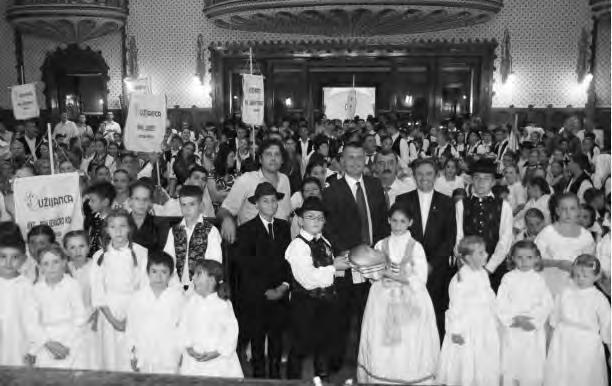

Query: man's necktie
[[384, 186, 391, 209], [268, 222, 274, 240], [355, 181, 371, 245]]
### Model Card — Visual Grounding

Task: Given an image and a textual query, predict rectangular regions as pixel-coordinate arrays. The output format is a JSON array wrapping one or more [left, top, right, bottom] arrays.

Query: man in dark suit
[[395, 158, 456, 339], [234, 182, 291, 378], [322, 141, 389, 371], [18, 119, 43, 161]]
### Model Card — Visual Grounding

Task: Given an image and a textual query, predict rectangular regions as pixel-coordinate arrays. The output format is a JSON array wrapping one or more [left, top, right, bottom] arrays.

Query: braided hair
[[96, 208, 138, 267]]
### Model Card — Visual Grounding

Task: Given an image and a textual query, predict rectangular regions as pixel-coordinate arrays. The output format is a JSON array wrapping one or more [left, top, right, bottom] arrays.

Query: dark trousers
[[427, 265, 453, 341], [329, 277, 370, 371], [287, 292, 339, 379], [237, 299, 286, 378]]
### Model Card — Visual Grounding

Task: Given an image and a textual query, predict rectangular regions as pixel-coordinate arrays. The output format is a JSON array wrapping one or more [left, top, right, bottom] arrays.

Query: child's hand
[[112, 318, 126, 332], [333, 256, 350, 271], [23, 353, 36, 367], [45, 341, 70, 360], [89, 309, 99, 332], [511, 315, 536, 331], [186, 347, 219, 362], [264, 288, 284, 301], [451, 334, 464, 345]]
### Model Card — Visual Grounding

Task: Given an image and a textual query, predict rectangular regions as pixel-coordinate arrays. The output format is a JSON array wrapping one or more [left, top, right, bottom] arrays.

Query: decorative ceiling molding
[[203, 1, 503, 36], [6, 1, 128, 43]]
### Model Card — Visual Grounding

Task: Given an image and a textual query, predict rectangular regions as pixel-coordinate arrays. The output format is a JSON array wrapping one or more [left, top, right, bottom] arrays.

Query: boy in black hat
[[455, 158, 513, 291], [234, 182, 291, 378], [285, 197, 350, 380]]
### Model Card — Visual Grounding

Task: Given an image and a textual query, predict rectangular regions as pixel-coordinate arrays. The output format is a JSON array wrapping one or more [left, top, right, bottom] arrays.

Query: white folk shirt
[[178, 293, 243, 378], [24, 274, 88, 368], [101, 121, 122, 141], [455, 192, 514, 273], [90, 243, 149, 320], [417, 189, 434, 235], [285, 229, 336, 290], [126, 285, 186, 374], [221, 169, 292, 225], [163, 215, 223, 287], [0, 275, 31, 366]]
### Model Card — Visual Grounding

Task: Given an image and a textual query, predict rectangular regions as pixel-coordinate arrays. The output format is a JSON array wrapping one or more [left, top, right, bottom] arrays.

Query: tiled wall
[[0, 0, 16, 109], [594, 17, 611, 107], [0, 0, 600, 112]]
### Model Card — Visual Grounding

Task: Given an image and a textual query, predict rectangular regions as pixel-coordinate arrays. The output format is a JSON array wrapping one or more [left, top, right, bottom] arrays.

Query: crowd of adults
[[0, 109, 609, 379]]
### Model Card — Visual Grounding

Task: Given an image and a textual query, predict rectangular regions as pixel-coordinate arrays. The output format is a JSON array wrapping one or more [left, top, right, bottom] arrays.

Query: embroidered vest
[[567, 173, 592, 194], [292, 235, 336, 300], [462, 196, 503, 256], [172, 221, 213, 281]]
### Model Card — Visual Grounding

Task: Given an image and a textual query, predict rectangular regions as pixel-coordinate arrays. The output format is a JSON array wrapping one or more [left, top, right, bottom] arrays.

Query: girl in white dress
[[23, 244, 88, 369], [434, 158, 465, 197], [544, 254, 610, 386], [496, 240, 553, 386], [535, 192, 595, 296], [358, 204, 440, 385], [64, 230, 100, 370], [178, 259, 243, 378], [437, 236, 500, 386], [126, 251, 185, 374], [90, 209, 149, 371], [0, 227, 31, 366]]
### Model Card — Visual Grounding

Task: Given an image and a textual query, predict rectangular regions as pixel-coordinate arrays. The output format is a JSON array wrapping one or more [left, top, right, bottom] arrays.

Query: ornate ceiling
[[6, 0, 128, 43], [203, 1, 504, 36]]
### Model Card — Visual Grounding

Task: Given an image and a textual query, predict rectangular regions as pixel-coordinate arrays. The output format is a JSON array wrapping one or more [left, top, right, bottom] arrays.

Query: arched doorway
[[41, 44, 110, 120]]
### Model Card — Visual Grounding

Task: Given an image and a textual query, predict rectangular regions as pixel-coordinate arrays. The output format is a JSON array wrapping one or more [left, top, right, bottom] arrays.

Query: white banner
[[11, 83, 39, 120], [14, 173, 84, 241], [242, 74, 264, 126], [123, 93, 167, 153]]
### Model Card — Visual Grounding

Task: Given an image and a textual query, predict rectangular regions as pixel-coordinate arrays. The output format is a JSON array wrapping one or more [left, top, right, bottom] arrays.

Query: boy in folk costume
[[234, 182, 291, 378], [163, 185, 223, 290], [455, 158, 513, 292], [285, 197, 350, 380]]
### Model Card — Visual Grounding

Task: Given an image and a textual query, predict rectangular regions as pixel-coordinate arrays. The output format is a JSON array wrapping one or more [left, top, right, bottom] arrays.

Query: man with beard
[[374, 150, 415, 207]]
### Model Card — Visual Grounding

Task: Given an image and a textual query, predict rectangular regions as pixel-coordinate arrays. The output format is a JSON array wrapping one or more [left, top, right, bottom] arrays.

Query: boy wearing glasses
[[455, 158, 513, 292], [234, 182, 291, 378], [285, 197, 350, 380]]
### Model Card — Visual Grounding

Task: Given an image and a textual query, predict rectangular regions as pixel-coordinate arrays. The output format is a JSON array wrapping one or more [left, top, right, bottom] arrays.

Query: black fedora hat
[[295, 197, 327, 217], [469, 158, 498, 176], [247, 182, 285, 204]]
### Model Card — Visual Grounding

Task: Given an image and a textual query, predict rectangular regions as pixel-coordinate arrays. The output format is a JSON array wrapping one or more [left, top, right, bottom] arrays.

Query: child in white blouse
[[126, 251, 185, 374], [90, 209, 149, 371], [437, 236, 500, 386], [0, 224, 31, 366], [24, 244, 87, 369], [178, 259, 243, 378], [544, 254, 611, 386], [64, 230, 99, 370], [497, 240, 553, 386]]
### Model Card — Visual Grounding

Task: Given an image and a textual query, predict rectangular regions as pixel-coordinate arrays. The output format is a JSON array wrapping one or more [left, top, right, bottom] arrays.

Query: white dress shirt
[[163, 215, 223, 287], [455, 192, 514, 273], [53, 120, 79, 144], [285, 229, 336, 290], [386, 177, 416, 207], [260, 215, 274, 237], [417, 189, 434, 234]]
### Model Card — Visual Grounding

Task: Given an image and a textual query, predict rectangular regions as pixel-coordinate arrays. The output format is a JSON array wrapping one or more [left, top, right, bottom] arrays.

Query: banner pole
[[156, 159, 161, 187], [47, 123, 54, 174]]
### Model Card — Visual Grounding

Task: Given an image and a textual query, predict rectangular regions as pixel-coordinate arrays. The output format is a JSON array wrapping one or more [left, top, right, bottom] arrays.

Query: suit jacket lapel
[[423, 192, 439, 237], [339, 178, 359, 213]]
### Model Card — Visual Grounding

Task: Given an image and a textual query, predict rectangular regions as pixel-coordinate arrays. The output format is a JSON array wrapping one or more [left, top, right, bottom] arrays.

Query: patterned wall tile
[[0, 0, 599, 111], [0, 0, 16, 109], [594, 17, 611, 107]]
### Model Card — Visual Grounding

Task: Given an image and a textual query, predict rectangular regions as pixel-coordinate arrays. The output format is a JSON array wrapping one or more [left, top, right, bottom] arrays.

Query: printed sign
[[14, 173, 84, 241], [123, 93, 167, 153], [124, 77, 152, 97], [242, 74, 264, 126], [11, 83, 39, 120]]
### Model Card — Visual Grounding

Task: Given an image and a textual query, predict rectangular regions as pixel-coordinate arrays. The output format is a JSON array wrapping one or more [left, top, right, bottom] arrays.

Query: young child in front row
[[285, 197, 349, 380], [496, 240, 553, 386], [23, 244, 88, 369], [126, 250, 185, 374], [0, 222, 31, 366], [163, 185, 223, 290], [357, 204, 439, 385], [178, 259, 243, 378], [544, 254, 611, 386], [19, 224, 55, 283], [90, 209, 149, 371], [64, 230, 99, 370], [514, 208, 546, 242], [437, 236, 500, 386]]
